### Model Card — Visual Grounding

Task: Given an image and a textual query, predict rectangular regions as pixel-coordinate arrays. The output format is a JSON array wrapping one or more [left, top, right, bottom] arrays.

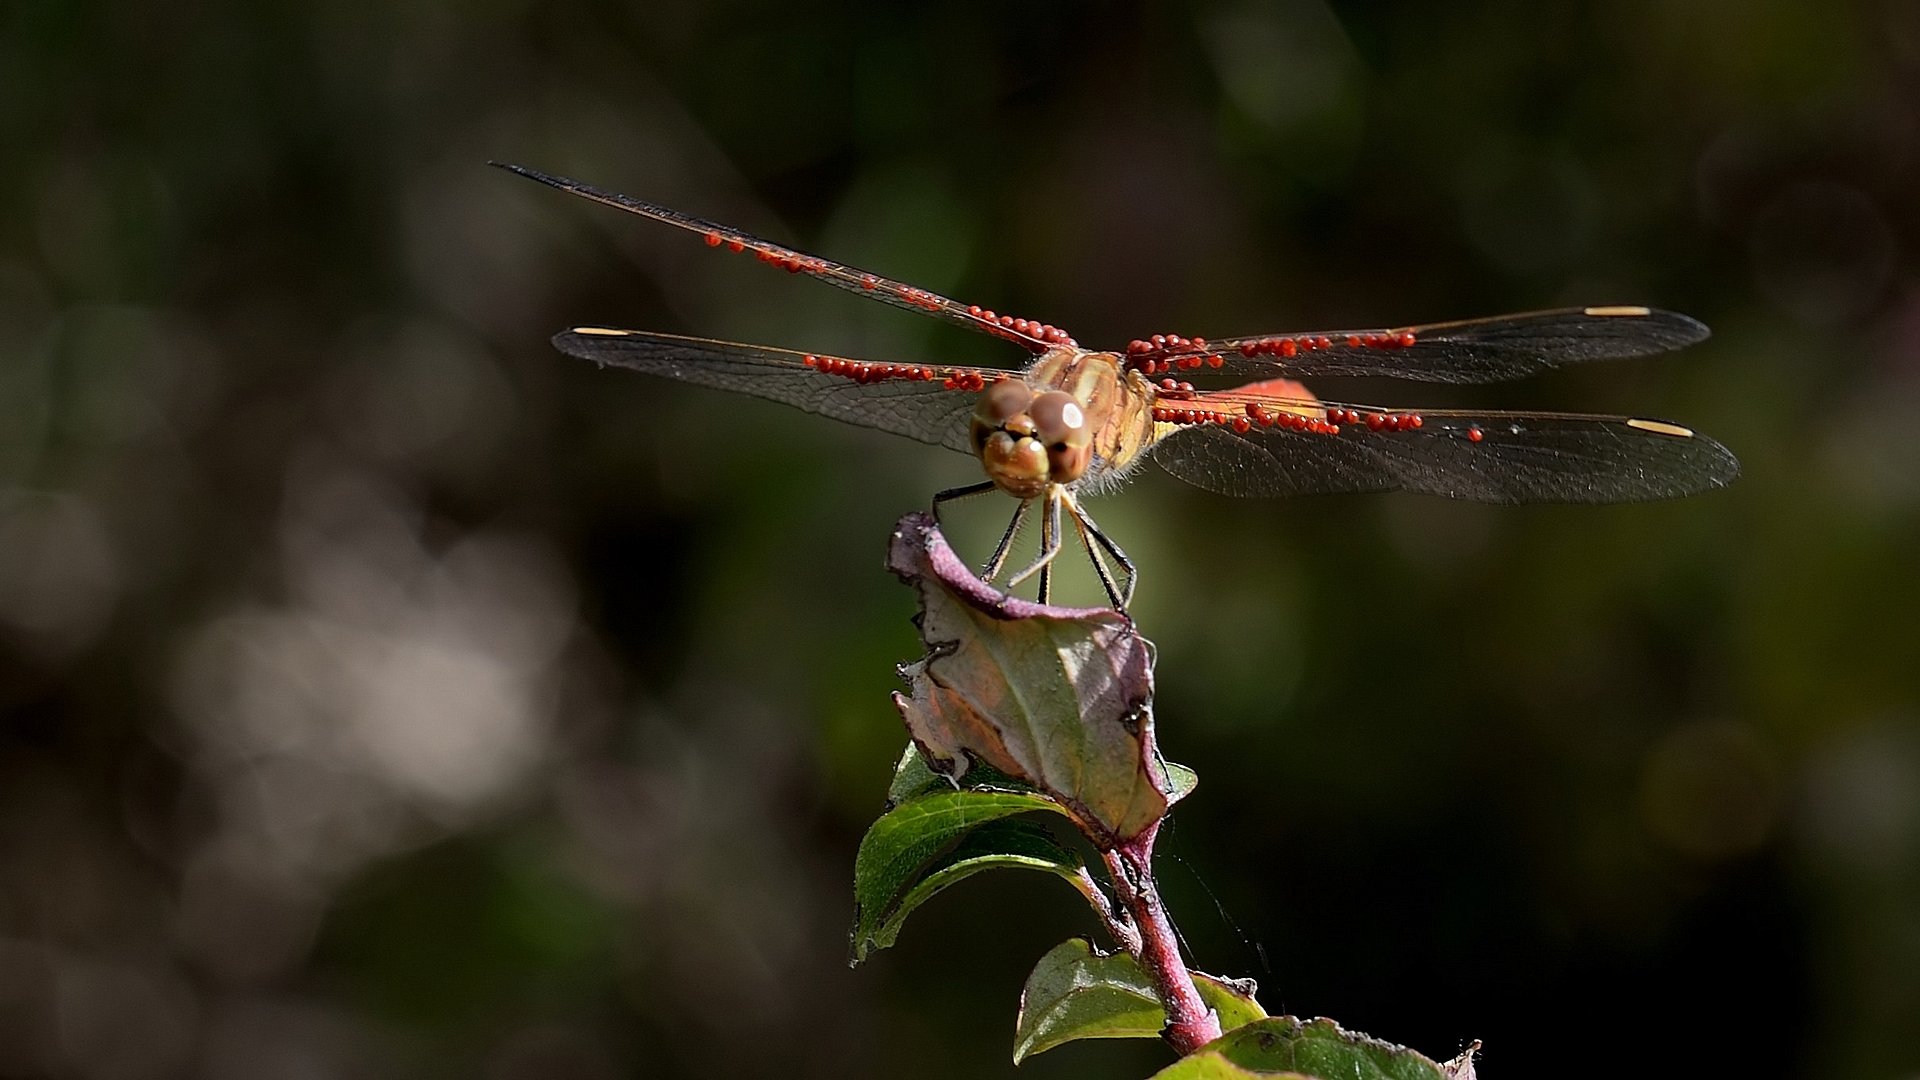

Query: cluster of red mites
[[1151, 405, 1238, 427], [702, 228, 829, 272], [1124, 334, 1227, 375], [1235, 330, 1417, 360], [1148, 401, 1429, 437], [1155, 377, 1198, 399], [965, 305, 1075, 350], [1131, 354, 1225, 375], [701, 230, 828, 275], [1126, 333, 1205, 355], [1303, 407, 1426, 431], [757, 249, 827, 274], [1245, 403, 1340, 436], [802, 354, 939, 385], [1357, 410, 1424, 431], [898, 285, 946, 312], [694, 229, 1075, 352], [1150, 401, 1343, 436]]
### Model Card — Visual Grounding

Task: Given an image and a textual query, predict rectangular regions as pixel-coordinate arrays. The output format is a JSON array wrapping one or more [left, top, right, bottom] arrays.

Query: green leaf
[[1163, 759, 1199, 806], [1197, 974, 1266, 1033], [888, 513, 1182, 845], [850, 788, 1078, 964], [1149, 1016, 1452, 1080], [886, 742, 947, 803], [1013, 939, 1266, 1064], [1013, 939, 1163, 1063], [860, 819, 1082, 961]]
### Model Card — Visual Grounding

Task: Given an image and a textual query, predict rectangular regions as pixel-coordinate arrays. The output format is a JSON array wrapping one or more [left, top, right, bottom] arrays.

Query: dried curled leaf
[[887, 512, 1183, 845]]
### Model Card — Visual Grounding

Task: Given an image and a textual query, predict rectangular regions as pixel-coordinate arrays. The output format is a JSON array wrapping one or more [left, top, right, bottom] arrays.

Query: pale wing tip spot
[[1627, 418, 1694, 438], [1583, 305, 1653, 317], [571, 326, 632, 336]]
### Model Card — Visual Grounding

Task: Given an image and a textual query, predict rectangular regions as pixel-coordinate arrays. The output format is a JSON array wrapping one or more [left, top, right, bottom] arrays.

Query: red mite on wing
[[497, 163, 1738, 608]]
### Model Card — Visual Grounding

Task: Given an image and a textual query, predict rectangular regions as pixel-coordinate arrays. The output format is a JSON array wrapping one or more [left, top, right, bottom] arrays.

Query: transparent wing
[[498, 163, 1075, 353], [552, 328, 996, 455], [1149, 395, 1739, 503], [1128, 307, 1710, 383]]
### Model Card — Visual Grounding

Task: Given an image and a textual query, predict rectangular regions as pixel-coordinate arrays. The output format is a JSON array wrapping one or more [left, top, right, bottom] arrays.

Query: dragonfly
[[495, 162, 1738, 609]]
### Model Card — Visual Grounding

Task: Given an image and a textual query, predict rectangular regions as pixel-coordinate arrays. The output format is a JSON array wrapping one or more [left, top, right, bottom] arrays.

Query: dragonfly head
[[971, 377, 1093, 498]]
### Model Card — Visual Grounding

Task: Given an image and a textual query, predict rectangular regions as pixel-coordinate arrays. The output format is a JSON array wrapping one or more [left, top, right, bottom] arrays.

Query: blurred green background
[[4, 0, 1918, 1077]]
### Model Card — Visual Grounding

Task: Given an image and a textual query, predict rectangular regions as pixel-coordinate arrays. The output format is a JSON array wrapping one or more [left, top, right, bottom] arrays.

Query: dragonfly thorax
[[970, 376, 1093, 499]]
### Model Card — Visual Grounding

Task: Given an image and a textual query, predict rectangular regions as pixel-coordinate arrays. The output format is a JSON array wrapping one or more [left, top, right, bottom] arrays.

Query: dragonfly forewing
[[497, 162, 1074, 354], [1127, 307, 1711, 384]]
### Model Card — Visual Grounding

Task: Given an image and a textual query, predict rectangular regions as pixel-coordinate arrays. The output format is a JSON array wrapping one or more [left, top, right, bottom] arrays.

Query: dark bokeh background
[[4, 1, 1918, 1077]]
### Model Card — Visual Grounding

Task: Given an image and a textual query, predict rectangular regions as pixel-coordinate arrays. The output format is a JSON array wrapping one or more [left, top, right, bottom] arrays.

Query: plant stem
[[1103, 822, 1221, 1055], [1070, 868, 1142, 954]]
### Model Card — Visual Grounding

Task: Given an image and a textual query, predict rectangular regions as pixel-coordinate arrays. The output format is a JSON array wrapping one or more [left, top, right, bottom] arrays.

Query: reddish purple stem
[[1103, 823, 1221, 1055]]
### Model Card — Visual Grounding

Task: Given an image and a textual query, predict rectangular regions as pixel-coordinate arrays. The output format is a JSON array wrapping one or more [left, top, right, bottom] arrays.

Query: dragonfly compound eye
[[1029, 390, 1092, 482], [971, 377, 1039, 454], [1029, 391, 1090, 446], [980, 377, 1033, 423]]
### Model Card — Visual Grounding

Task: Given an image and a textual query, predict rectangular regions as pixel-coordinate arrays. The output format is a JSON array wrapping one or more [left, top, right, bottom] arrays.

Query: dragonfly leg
[[1063, 491, 1136, 610], [1037, 492, 1062, 605], [981, 498, 1032, 582], [1005, 489, 1064, 599], [931, 480, 997, 525], [1067, 506, 1126, 609]]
